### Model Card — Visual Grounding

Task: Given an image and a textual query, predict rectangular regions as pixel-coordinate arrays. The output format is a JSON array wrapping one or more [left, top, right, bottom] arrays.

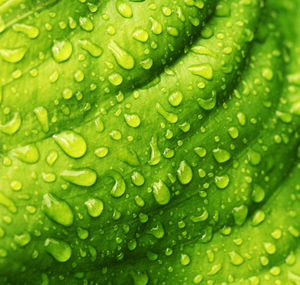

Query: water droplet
[[74, 70, 84, 82], [11, 144, 39, 164], [148, 136, 161, 165], [251, 184, 265, 203], [229, 251, 244, 266], [60, 169, 97, 187], [110, 171, 126, 198], [124, 113, 141, 128], [0, 112, 21, 135], [180, 253, 191, 266], [147, 221, 165, 239], [46, 150, 58, 166], [262, 67, 273, 81], [85, 198, 104, 217], [205, 262, 221, 275], [51, 40, 72, 63], [42, 193, 73, 226], [191, 46, 216, 57], [13, 24, 39, 39], [34, 107, 49, 132], [14, 232, 31, 247], [150, 17, 162, 34], [228, 126, 239, 139], [133, 29, 149, 42], [264, 242, 276, 255], [0, 193, 17, 213], [0, 47, 27, 63], [215, 175, 229, 189], [109, 130, 122, 140], [78, 39, 102, 57], [177, 160, 193, 184], [130, 271, 149, 285], [77, 227, 89, 240], [156, 103, 178, 123], [152, 180, 171, 205], [197, 93, 216, 110], [194, 146, 207, 158], [53, 131, 87, 158], [168, 91, 183, 107], [131, 171, 145, 186], [116, 0, 133, 18], [232, 205, 248, 226], [212, 148, 231, 163], [193, 274, 203, 284], [252, 210, 265, 226], [108, 73, 123, 86], [95, 147, 109, 158], [188, 63, 213, 80], [44, 238, 72, 262], [108, 40, 135, 70], [79, 16, 94, 31], [237, 112, 246, 126]]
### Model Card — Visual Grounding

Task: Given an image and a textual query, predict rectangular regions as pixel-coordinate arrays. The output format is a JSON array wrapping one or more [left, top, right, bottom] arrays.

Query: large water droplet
[[212, 148, 231, 163], [188, 63, 213, 80], [44, 238, 72, 262], [152, 180, 171, 205], [110, 171, 126, 198], [53, 131, 87, 158], [34, 107, 49, 133], [0, 48, 27, 63], [13, 24, 39, 39], [85, 198, 104, 217], [78, 39, 103, 57], [177, 160, 193, 184], [11, 144, 39, 164], [60, 169, 97, 187], [0, 112, 21, 135], [108, 40, 135, 70], [148, 136, 161, 165], [42, 193, 73, 226], [51, 40, 72, 63]]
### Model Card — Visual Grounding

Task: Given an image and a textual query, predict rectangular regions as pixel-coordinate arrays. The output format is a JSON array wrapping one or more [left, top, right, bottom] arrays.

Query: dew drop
[[124, 113, 141, 128], [44, 238, 71, 262], [53, 131, 87, 158], [188, 63, 213, 80], [51, 40, 72, 63], [13, 24, 39, 39], [42, 193, 73, 226], [11, 144, 39, 164], [78, 39, 103, 57], [108, 40, 135, 70], [110, 171, 126, 198], [152, 180, 171, 205], [34, 107, 49, 132], [177, 160, 193, 184], [0, 47, 27, 63], [60, 169, 97, 187], [0, 112, 21, 135], [85, 198, 104, 217], [148, 136, 161, 165]]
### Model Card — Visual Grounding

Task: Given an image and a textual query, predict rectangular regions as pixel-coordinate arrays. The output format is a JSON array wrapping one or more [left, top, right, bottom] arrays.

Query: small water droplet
[[14, 232, 31, 247], [168, 91, 183, 107], [133, 29, 149, 42], [232, 205, 248, 226], [229, 251, 244, 266], [180, 253, 191, 266], [215, 175, 230, 189]]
